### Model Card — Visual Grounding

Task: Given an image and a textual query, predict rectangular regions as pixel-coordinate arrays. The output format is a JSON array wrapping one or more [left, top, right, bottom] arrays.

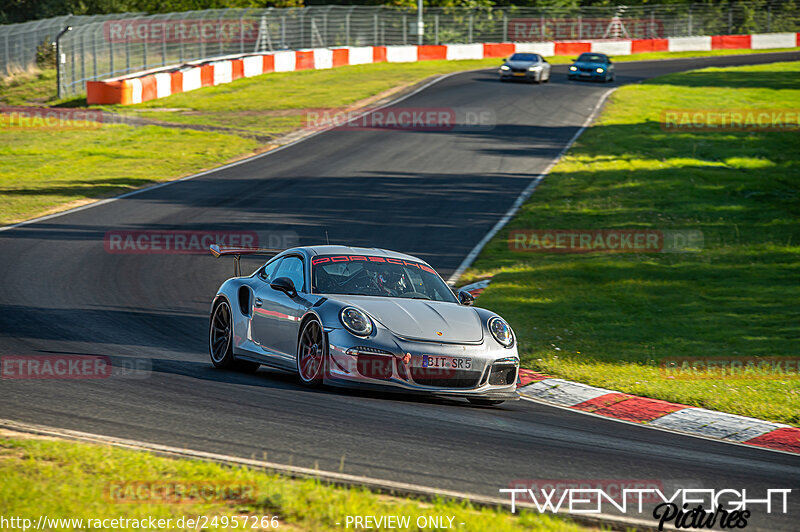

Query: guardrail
[[2, 2, 798, 97], [86, 32, 800, 106]]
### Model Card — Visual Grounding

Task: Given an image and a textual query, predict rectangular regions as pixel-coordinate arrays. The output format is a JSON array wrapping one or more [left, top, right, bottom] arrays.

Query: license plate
[[420, 355, 472, 370], [580, 73, 590, 77], [512, 72, 526, 77]]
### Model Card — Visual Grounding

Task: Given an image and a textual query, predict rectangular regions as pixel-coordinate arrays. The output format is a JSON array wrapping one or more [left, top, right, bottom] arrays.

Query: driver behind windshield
[[311, 255, 457, 303]]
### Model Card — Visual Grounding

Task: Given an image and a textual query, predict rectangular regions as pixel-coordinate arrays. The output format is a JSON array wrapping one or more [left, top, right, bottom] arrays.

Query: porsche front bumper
[[324, 327, 519, 400]]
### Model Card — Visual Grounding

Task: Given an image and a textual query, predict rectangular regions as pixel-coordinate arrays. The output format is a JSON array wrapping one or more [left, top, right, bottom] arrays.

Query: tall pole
[[417, 0, 423, 45], [54, 26, 72, 101]]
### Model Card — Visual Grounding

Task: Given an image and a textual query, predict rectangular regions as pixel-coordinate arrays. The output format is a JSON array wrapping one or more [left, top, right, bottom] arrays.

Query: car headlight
[[340, 307, 373, 336], [489, 317, 514, 348], [500, 65, 510, 71], [569, 66, 577, 71], [596, 67, 604, 73], [528, 65, 540, 71]]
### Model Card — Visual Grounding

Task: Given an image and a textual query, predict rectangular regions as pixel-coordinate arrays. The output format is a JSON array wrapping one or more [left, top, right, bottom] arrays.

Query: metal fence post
[[345, 12, 350, 46], [80, 32, 85, 84], [767, 4, 772, 32], [541, 14, 545, 41], [688, 5, 693, 36], [577, 14, 582, 39], [650, 10, 655, 38], [374, 13, 378, 45], [502, 11, 507, 42], [240, 11, 245, 54], [218, 14, 223, 56], [468, 13, 473, 43], [3, 34, 9, 76], [728, 5, 733, 34], [403, 15, 407, 45], [161, 20, 167, 65], [143, 29, 148, 68], [125, 34, 130, 73], [92, 29, 97, 78], [109, 34, 114, 75]]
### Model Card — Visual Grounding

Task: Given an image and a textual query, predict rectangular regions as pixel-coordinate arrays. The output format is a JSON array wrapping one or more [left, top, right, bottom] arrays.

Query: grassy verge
[[0, 431, 589, 531], [462, 61, 800, 426], [0, 59, 497, 226]]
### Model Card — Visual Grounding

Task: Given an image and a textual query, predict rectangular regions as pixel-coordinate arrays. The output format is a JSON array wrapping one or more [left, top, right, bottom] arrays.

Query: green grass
[[0, 433, 590, 532], [0, 69, 59, 107], [2, 47, 798, 226], [0, 124, 258, 225], [124, 59, 502, 137], [462, 61, 800, 426]]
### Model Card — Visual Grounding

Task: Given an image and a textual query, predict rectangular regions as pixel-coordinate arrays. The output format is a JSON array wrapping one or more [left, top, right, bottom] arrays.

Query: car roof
[[296, 245, 428, 264]]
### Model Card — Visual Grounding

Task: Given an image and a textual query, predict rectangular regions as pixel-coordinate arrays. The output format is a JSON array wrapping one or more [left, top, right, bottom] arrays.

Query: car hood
[[504, 60, 537, 68], [573, 61, 606, 69], [333, 295, 484, 343]]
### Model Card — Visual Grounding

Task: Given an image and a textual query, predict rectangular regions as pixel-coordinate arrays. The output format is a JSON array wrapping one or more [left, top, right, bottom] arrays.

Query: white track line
[[0, 417, 665, 531], [447, 86, 617, 285]]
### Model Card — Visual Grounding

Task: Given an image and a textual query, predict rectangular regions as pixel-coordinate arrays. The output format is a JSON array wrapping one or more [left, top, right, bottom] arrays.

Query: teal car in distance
[[568, 52, 615, 82]]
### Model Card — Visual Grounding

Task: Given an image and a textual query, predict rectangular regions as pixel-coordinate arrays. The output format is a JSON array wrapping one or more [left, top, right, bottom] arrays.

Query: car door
[[252, 255, 308, 365]]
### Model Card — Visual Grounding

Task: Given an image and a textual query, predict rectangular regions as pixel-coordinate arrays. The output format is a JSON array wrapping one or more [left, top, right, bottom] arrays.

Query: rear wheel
[[468, 398, 505, 406], [297, 319, 326, 386], [209, 300, 260, 373]]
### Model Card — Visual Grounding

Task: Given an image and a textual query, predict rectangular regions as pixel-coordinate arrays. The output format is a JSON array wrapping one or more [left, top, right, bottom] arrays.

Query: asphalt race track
[[1, 52, 799, 530]]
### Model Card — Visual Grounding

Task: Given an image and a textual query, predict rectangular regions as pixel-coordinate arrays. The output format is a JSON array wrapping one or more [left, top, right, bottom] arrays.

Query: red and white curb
[[461, 280, 800, 455]]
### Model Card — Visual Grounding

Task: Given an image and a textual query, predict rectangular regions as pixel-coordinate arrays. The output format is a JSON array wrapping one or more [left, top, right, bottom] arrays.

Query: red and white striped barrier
[[87, 32, 800, 105]]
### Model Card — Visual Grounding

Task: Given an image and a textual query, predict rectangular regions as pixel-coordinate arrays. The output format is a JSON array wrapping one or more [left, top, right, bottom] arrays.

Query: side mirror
[[270, 276, 297, 298], [502, 57, 507, 61], [458, 290, 475, 306], [571, 58, 577, 61]]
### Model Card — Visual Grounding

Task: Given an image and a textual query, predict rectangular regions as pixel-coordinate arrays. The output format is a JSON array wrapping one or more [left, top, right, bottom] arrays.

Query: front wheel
[[209, 300, 260, 373], [468, 398, 505, 406], [297, 319, 326, 386]]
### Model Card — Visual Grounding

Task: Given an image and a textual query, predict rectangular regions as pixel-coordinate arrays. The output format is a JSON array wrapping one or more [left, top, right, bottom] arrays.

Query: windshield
[[577, 53, 606, 63], [311, 255, 457, 303], [509, 53, 539, 62]]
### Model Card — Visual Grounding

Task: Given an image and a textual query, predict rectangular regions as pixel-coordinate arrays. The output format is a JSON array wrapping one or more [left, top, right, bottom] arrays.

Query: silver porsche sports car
[[208, 245, 519, 405]]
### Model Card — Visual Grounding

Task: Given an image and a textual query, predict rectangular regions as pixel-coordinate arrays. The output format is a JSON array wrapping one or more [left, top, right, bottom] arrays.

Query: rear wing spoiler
[[209, 244, 283, 276]]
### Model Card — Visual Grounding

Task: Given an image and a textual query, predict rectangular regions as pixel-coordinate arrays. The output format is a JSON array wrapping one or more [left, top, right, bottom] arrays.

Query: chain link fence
[[2, 2, 798, 98], [0, 13, 141, 77]]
